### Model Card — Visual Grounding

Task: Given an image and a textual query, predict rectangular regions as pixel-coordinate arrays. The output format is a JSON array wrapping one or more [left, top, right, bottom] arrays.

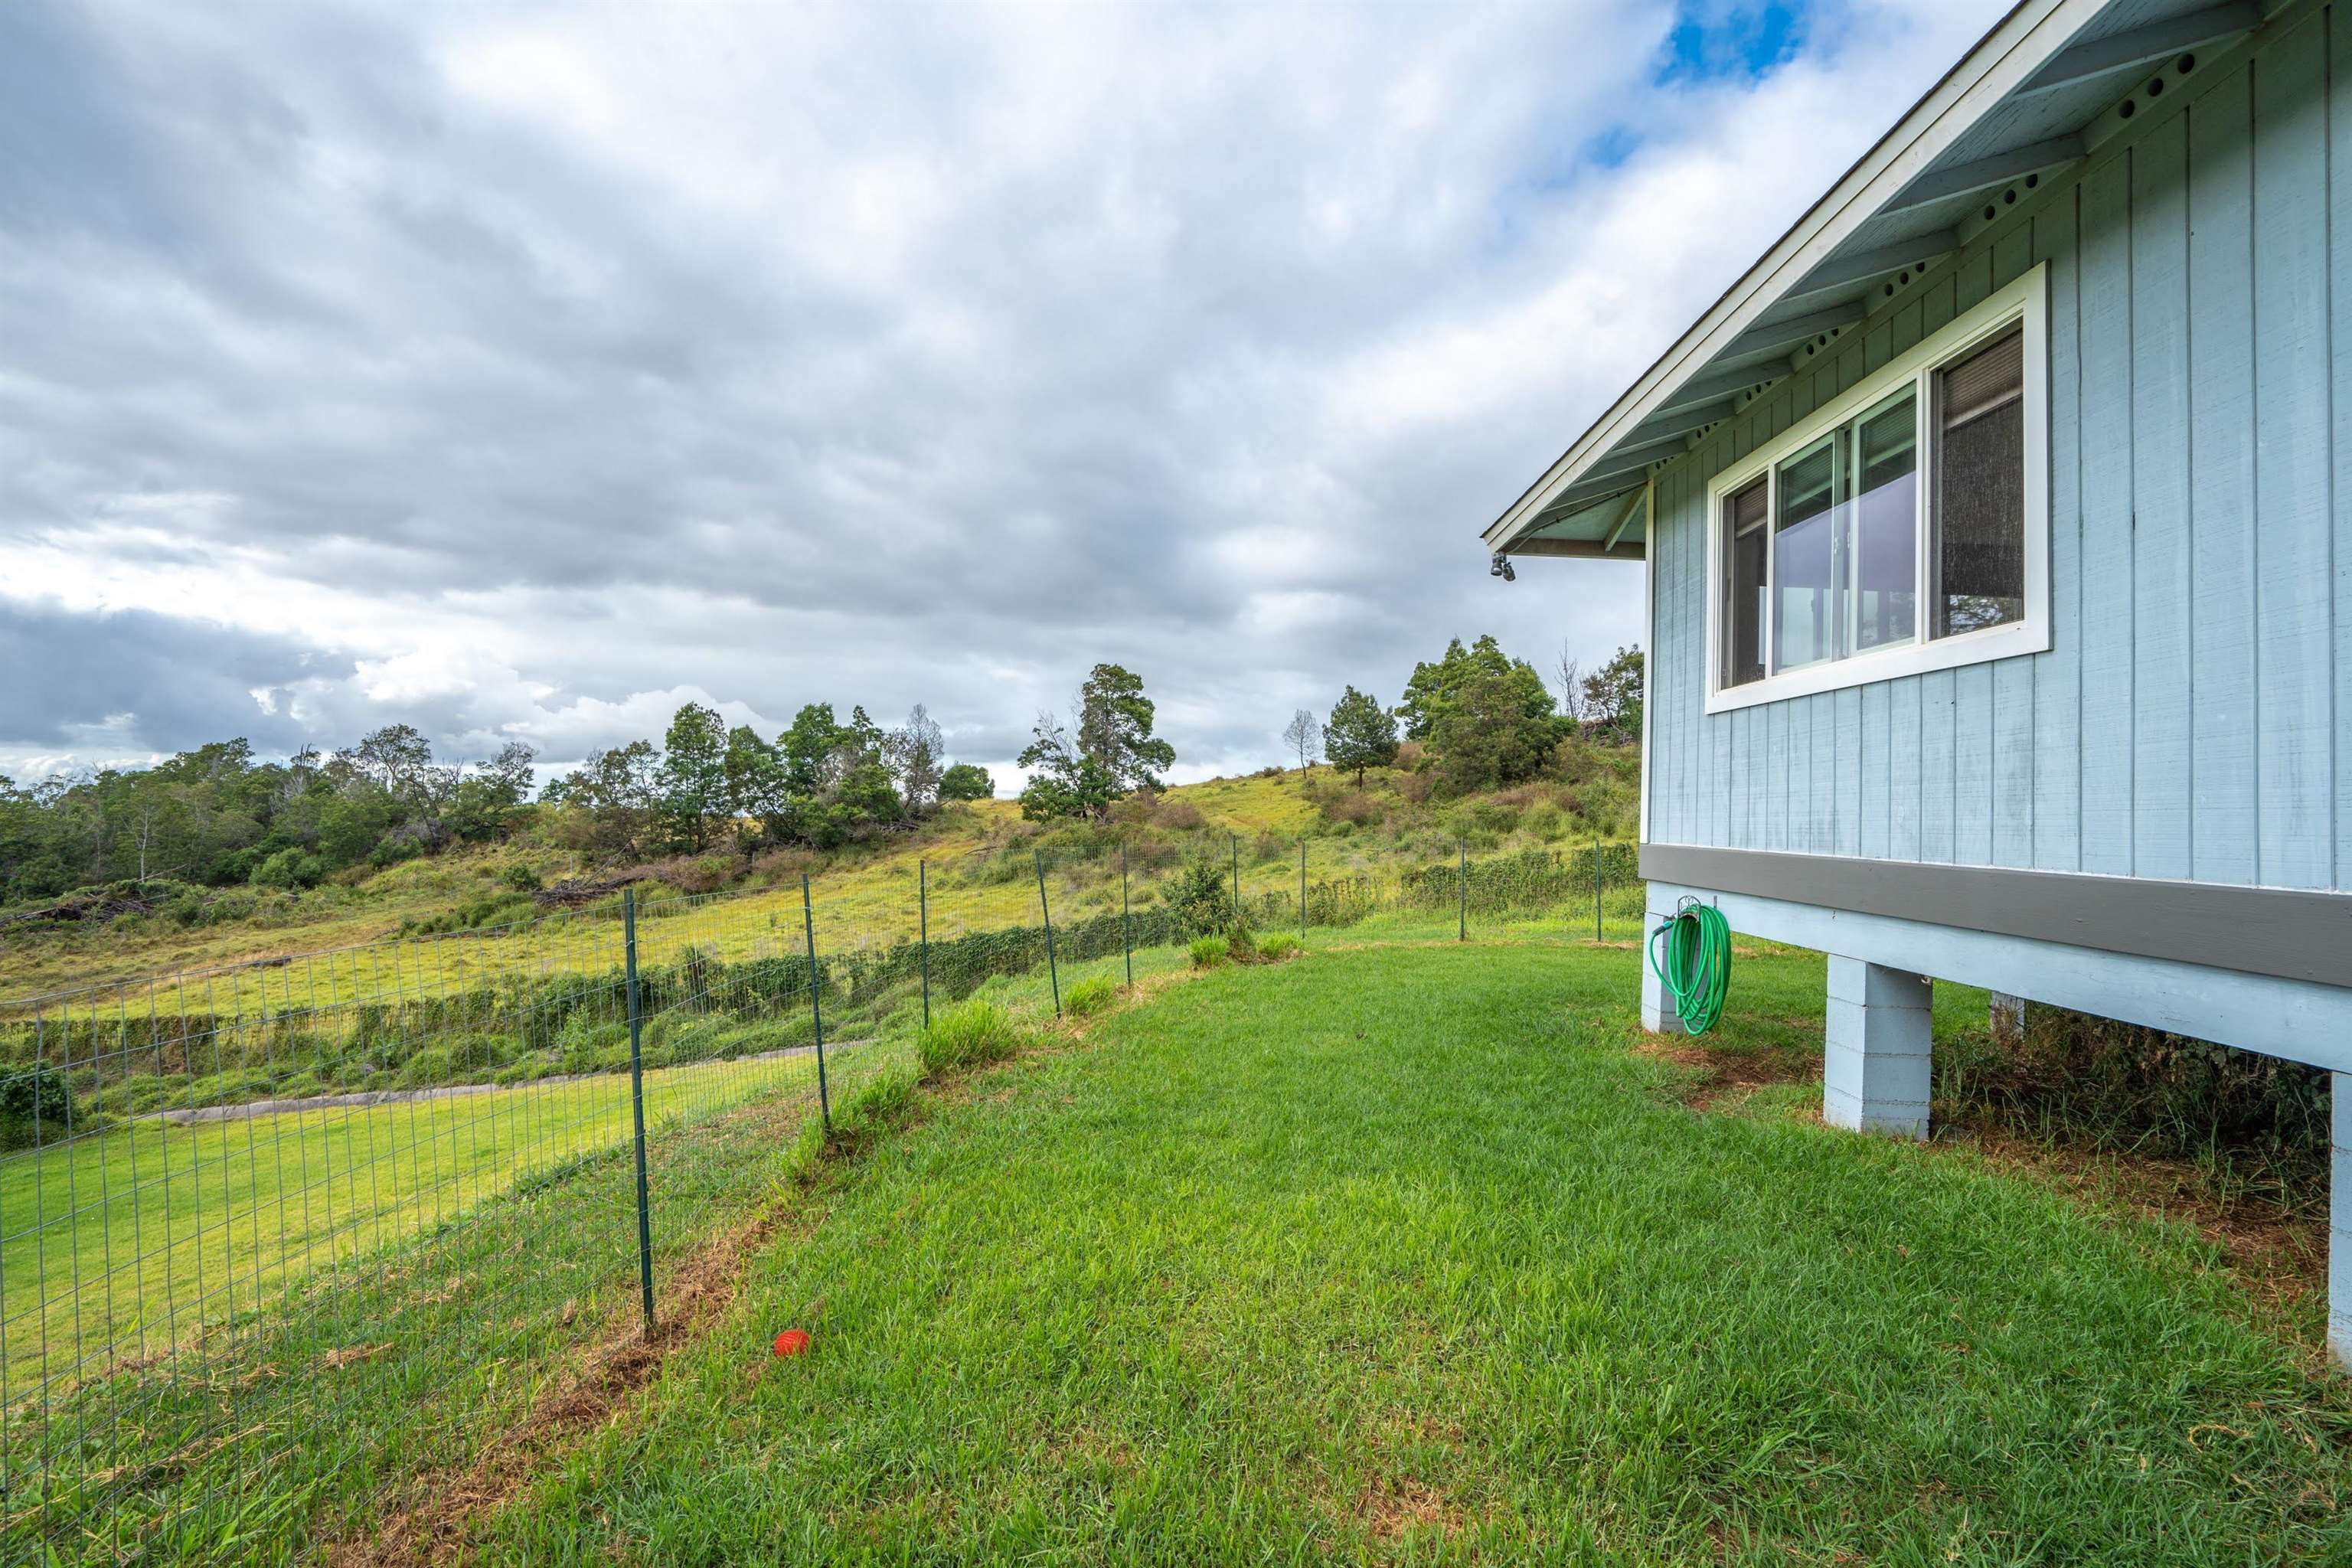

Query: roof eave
[[1485, 0, 2105, 554]]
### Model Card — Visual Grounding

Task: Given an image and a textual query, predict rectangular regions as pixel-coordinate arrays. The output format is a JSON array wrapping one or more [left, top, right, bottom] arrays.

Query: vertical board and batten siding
[[1645, 10, 2350, 895]]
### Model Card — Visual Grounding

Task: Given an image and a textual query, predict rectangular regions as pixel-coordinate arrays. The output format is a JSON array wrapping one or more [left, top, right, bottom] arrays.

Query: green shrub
[[0, 1063, 77, 1148], [501, 864, 544, 893], [1167, 861, 1235, 936], [368, 835, 424, 870], [1190, 936, 1229, 969], [274, 1071, 325, 1101], [1256, 932, 1300, 962], [1064, 977, 1119, 1018], [1463, 800, 1523, 838], [0, 1063, 77, 1124], [95, 1074, 180, 1116], [397, 1047, 453, 1089], [1224, 922, 1259, 964], [919, 1001, 1029, 1079], [446, 1031, 514, 1074], [552, 1017, 622, 1074], [250, 848, 325, 890]]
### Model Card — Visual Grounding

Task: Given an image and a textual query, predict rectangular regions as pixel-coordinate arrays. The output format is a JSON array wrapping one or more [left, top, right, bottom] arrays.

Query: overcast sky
[[0, 0, 2007, 788]]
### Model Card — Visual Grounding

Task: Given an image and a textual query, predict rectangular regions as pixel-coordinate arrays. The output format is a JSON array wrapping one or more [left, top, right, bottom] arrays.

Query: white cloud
[[0, 0, 2008, 780]]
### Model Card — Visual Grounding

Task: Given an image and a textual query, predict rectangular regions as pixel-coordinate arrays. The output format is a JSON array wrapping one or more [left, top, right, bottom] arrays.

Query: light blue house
[[1483, 0, 2352, 1366]]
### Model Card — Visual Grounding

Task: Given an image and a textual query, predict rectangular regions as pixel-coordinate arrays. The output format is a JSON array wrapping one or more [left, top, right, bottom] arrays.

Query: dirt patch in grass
[[1355, 1476, 1468, 1542], [1634, 1034, 1815, 1111]]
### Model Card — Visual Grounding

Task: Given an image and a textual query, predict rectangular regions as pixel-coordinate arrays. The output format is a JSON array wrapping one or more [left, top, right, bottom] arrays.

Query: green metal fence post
[[1121, 841, 1133, 988], [1299, 839, 1307, 942], [919, 858, 931, 1030], [1458, 836, 1467, 942], [1035, 850, 1061, 1016], [802, 874, 829, 1132], [623, 889, 655, 1337], [1594, 839, 1602, 942], [1230, 834, 1240, 917]]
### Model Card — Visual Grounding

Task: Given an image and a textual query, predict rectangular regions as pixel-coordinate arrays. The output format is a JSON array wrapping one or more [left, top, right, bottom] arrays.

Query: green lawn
[[484, 942, 2351, 1565], [4, 1039, 917, 1563], [2, 1047, 831, 1399]]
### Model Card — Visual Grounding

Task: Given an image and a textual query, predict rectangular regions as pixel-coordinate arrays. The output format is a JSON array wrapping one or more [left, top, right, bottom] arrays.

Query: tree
[[658, 702, 730, 851], [810, 759, 903, 848], [939, 763, 994, 802], [1398, 635, 1555, 743], [445, 740, 537, 842], [722, 726, 790, 844], [1165, 861, 1236, 936], [1580, 645, 1645, 743], [1425, 665, 1559, 798], [887, 704, 946, 817], [338, 724, 437, 801], [1074, 664, 1174, 794], [318, 789, 400, 867], [1281, 710, 1322, 774], [1017, 712, 1119, 822], [547, 740, 661, 858], [1323, 687, 1399, 785], [778, 704, 848, 799], [1556, 644, 1589, 723], [480, 740, 537, 801]]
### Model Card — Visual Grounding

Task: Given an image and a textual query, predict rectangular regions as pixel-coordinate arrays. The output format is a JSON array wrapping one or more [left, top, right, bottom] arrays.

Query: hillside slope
[[0, 752, 1638, 1004]]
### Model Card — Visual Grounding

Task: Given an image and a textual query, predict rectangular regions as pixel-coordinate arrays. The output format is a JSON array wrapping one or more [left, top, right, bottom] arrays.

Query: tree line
[[0, 728, 541, 903], [0, 695, 998, 906], [543, 700, 991, 859], [0, 641, 1636, 907], [1280, 636, 1642, 792]]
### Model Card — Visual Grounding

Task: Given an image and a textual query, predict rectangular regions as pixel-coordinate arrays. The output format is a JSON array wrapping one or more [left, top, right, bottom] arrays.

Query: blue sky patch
[[1658, 2, 1808, 84]]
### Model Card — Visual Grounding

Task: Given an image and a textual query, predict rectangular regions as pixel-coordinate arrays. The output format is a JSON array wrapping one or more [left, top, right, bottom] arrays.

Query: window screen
[[1932, 328, 2025, 637], [1774, 432, 1846, 671], [1852, 390, 1917, 651], [1721, 478, 1767, 687]]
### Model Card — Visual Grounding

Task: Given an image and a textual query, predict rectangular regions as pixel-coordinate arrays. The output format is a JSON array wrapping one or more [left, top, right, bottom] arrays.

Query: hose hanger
[[1647, 896, 1731, 1035]]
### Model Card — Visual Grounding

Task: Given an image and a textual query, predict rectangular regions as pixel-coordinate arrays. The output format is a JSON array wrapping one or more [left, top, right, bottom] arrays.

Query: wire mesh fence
[[0, 835, 1645, 1557]]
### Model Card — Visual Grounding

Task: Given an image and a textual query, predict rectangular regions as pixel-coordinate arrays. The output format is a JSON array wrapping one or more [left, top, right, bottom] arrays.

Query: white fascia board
[[1483, 0, 2106, 552]]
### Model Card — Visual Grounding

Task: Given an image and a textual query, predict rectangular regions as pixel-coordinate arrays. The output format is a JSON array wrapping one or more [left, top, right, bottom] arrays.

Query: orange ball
[[772, 1328, 812, 1357]]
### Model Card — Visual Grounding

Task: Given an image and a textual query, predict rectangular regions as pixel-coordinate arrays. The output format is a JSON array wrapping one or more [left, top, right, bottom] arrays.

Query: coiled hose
[[1647, 897, 1731, 1035]]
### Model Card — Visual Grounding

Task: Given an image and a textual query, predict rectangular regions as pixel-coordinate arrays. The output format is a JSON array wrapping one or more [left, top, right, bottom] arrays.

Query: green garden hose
[[1648, 897, 1731, 1035]]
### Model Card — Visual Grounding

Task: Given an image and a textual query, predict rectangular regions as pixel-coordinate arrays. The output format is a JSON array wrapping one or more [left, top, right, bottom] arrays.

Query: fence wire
[[0, 836, 1644, 1558]]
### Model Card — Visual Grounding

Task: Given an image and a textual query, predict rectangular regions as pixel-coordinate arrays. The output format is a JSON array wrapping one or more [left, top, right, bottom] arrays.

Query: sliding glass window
[[1704, 264, 2045, 712]]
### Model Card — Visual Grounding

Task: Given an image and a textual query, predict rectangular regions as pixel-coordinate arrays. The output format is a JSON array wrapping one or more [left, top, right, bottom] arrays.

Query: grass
[[2, 1043, 832, 1399], [5, 1038, 915, 1563], [0, 919, 1207, 1419], [468, 942, 2352, 1565]]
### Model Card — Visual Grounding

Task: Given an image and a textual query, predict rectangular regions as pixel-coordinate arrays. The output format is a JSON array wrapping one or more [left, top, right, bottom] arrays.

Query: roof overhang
[[1485, 0, 2274, 561]]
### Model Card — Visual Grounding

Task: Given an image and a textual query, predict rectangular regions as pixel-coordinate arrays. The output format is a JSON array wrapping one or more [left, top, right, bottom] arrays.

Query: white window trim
[[1703, 263, 2050, 715]]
